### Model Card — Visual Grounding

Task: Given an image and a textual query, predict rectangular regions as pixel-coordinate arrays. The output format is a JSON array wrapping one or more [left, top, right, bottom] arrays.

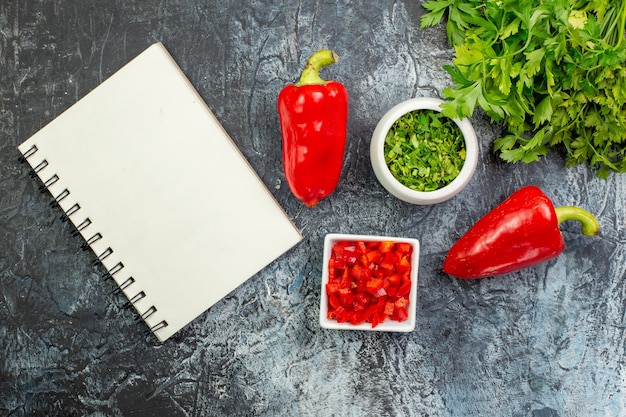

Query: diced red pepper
[[328, 258, 336, 278], [379, 241, 395, 253], [396, 256, 411, 273], [352, 263, 372, 281], [383, 302, 395, 316], [333, 258, 346, 270], [371, 311, 382, 328], [395, 242, 413, 254], [325, 239, 414, 328], [380, 252, 400, 271], [333, 305, 349, 322], [366, 250, 382, 264], [328, 293, 341, 309], [395, 296, 409, 308], [356, 292, 370, 305], [393, 306, 408, 321], [388, 274, 401, 287], [366, 278, 384, 294], [340, 269, 351, 288], [338, 287, 353, 308], [326, 283, 339, 294], [372, 286, 387, 298], [397, 280, 412, 298], [350, 313, 364, 326]]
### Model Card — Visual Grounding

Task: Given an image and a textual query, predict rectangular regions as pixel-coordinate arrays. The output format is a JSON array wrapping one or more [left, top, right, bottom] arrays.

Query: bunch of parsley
[[420, 0, 626, 178]]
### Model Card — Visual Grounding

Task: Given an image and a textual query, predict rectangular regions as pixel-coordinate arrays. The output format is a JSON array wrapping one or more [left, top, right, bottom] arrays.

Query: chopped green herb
[[384, 109, 466, 191]]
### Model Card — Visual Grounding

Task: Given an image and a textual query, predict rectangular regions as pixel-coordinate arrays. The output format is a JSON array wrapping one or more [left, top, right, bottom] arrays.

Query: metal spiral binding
[[31, 160, 48, 176], [93, 247, 114, 266], [138, 306, 157, 322], [149, 320, 168, 333], [126, 291, 146, 307], [19, 143, 169, 337], [81, 232, 102, 251], [39, 174, 59, 193], [72, 218, 92, 237], [61, 203, 81, 223], [19, 144, 38, 162], [50, 189, 70, 209], [104, 262, 125, 282], [112, 274, 133, 293]]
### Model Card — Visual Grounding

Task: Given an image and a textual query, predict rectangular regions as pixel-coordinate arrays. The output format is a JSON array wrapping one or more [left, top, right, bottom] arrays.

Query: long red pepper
[[278, 50, 348, 207], [443, 185, 600, 279]]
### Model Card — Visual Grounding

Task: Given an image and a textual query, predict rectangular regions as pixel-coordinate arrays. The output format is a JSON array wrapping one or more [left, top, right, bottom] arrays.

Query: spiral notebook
[[17, 43, 302, 342]]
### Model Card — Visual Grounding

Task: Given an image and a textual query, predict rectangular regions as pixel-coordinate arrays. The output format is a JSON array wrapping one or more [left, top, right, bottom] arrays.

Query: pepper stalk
[[555, 206, 601, 236], [295, 50, 339, 87]]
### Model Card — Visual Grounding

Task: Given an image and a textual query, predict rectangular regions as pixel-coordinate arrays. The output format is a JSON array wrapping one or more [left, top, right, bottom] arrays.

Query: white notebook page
[[18, 43, 302, 341]]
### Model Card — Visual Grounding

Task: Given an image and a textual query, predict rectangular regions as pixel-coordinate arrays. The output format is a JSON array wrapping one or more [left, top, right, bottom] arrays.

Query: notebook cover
[[17, 43, 302, 341]]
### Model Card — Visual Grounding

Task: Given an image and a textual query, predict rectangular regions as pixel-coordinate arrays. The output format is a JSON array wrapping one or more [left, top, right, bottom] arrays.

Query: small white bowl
[[370, 97, 478, 205], [319, 233, 419, 332]]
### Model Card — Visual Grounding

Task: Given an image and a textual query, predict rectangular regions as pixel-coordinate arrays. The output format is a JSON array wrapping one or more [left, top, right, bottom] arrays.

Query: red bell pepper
[[443, 185, 600, 279], [278, 50, 348, 207]]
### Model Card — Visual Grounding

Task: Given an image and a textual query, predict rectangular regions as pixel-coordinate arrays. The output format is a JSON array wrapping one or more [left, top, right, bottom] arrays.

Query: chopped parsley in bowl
[[370, 97, 478, 205], [385, 109, 466, 192]]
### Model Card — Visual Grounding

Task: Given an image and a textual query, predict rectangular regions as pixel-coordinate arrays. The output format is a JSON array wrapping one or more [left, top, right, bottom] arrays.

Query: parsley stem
[[616, 1, 626, 48]]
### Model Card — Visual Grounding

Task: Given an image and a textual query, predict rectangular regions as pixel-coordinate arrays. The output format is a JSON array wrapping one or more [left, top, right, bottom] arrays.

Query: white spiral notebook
[[18, 43, 302, 342]]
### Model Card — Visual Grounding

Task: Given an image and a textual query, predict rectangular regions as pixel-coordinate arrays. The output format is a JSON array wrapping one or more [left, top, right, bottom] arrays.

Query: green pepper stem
[[295, 50, 339, 86], [555, 206, 601, 236]]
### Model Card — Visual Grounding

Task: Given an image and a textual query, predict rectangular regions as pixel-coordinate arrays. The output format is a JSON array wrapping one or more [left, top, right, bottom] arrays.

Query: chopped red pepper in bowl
[[319, 233, 420, 332]]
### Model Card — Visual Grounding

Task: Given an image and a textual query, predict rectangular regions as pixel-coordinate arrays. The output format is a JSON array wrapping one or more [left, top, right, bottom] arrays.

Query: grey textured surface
[[1, 1, 625, 416]]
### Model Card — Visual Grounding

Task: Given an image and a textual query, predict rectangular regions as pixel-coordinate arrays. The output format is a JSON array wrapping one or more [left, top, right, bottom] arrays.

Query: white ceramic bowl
[[319, 233, 419, 332], [370, 97, 478, 205]]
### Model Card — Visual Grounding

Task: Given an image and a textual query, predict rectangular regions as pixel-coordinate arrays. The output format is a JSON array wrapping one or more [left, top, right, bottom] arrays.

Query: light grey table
[[1, 2, 624, 416]]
